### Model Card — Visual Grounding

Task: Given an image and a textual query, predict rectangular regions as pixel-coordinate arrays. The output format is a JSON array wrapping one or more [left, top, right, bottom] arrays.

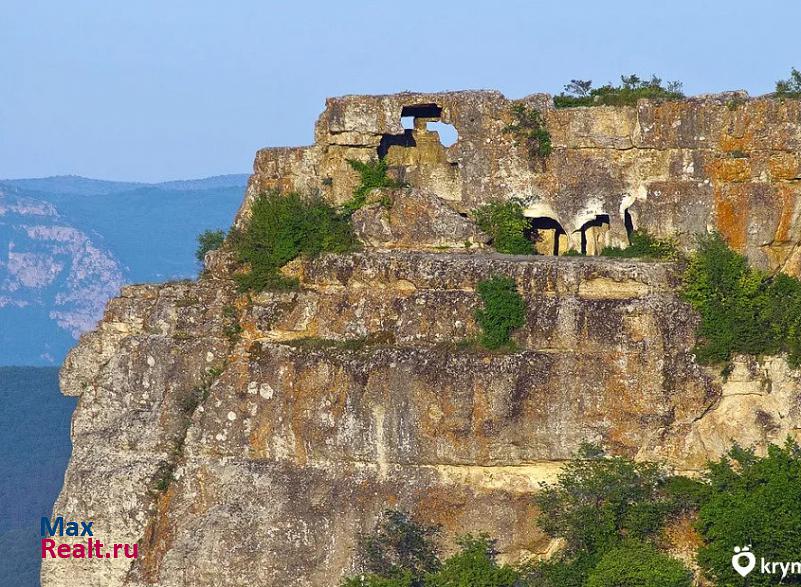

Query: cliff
[[45, 91, 801, 586]]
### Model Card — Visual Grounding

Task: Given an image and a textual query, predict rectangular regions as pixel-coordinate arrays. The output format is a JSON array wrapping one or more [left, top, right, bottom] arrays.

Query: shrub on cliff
[[473, 202, 534, 255], [503, 103, 552, 160], [696, 440, 801, 586], [554, 75, 684, 108], [342, 527, 518, 587], [231, 190, 355, 290], [195, 229, 225, 263], [525, 443, 695, 586], [775, 67, 801, 99], [475, 277, 526, 349], [343, 158, 403, 216], [681, 233, 801, 366], [355, 510, 441, 584], [425, 535, 520, 587], [535, 444, 674, 555], [585, 541, 692, 587], [601, 230, 678, 261]]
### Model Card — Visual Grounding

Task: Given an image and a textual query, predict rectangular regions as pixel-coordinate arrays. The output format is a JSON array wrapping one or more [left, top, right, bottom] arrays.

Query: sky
[[1, 0, 799, 182]]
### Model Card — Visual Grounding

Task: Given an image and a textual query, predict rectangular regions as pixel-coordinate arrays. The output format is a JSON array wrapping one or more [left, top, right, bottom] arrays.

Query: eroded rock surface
[[46, 91, 801, 586], [350, 188, 489, 250], [240, 91, 801, 273]]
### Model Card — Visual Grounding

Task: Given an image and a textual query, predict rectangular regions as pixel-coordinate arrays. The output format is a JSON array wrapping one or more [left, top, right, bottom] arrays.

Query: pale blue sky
[[1, 0, 799, 181]]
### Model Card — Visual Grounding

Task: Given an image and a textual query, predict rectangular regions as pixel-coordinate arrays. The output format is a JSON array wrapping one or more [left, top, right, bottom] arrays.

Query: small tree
[[696, 440, 801, 586], [344, 510, 441, 587], [535, 444, 671, 556], [195, 229, 225, 263], [775, 67, 801, 98], [232, 190, 355, 291]]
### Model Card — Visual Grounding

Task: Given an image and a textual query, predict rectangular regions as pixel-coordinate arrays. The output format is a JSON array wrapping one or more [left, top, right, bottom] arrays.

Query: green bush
[[425, 535, 519, 587], [475, 277, 526, 349], [523, 444, 697, 586], [696, 440, 801, 585], [343, 158, 402, 216], [585, 541, 692, 587], [195, 229, 226, 263], [473, 202, 533, 255], [681, 233, 801, 365], [356, 510, 441, 584], [503, 103, 552, 159], [601, 230, 678, 260], [535, 443, 673, 557], [342, 528, 518, 587], [554, 75, 684, 108], [231, 190, 355, 291], [776, 67, 801, 98], [343, 573, 416, 587]]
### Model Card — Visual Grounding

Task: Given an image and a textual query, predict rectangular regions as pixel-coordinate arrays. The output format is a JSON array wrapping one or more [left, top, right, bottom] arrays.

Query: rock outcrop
[[241, 90, 801, 273], [45, 91, 801, 586]]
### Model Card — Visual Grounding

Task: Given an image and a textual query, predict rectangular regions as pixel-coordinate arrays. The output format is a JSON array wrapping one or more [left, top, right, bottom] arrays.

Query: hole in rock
[[378, 132, 416, 159], [624, 208, 635, 240], [401, 104, 443, 119], [426, 121, 459, 147], [577, 214, 611, 255], [527, 217, 568, 255]]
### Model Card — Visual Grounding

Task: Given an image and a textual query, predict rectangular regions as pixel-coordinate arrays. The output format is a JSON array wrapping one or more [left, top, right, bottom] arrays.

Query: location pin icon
[[732, 546, 756, 578]]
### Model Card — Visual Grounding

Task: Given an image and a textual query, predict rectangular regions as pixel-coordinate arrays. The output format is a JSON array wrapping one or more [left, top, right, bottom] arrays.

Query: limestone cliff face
[[45, 92, 801, 587]]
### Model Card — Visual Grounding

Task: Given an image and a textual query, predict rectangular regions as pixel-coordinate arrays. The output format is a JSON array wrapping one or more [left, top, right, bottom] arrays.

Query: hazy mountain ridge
[[2, 173, 249, 195], [0, 175, 246, 365]]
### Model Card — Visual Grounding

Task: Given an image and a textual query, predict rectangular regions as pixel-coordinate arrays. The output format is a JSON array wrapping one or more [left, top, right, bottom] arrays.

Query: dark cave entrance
[[577, 214, 611, 255], [526, 217, 568, 255]]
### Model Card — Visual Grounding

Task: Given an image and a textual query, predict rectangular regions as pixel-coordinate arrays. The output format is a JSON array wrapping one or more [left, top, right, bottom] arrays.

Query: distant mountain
[[0, 175, 247, 365], [2, 173, 249, 195]]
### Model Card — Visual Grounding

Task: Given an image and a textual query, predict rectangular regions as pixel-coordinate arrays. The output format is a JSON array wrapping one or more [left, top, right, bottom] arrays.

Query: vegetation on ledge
[[503, 103, 552, 160], [195, 229, 225, 263], [343, 158, 403, 216], [775, 67, 801, 99], [475, 276, 526, 350], [681, 233, 801, 366], [601, 230, 678, 261], [231, 190, 356, 291], [473, 201, 534, 255], [554, 75, 684, 108]]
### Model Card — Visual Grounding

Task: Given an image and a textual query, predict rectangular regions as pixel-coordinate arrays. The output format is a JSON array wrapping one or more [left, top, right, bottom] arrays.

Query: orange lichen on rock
[[706, 157, 752, 183], [137, 486, 177, 583], [714, 185, 749, 251], [718, 130, 753, 154], [768, 152, 801, 180]]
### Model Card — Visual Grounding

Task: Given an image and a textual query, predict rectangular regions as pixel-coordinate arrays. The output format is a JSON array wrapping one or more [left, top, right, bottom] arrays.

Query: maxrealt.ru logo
[[732, 545, 801, 580]]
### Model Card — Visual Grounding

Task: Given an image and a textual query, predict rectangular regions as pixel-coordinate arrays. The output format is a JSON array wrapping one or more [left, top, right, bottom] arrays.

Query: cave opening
[[526, 217, 567, 255], [623, 208, 635, 241], [577, 214, 611, 255]]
